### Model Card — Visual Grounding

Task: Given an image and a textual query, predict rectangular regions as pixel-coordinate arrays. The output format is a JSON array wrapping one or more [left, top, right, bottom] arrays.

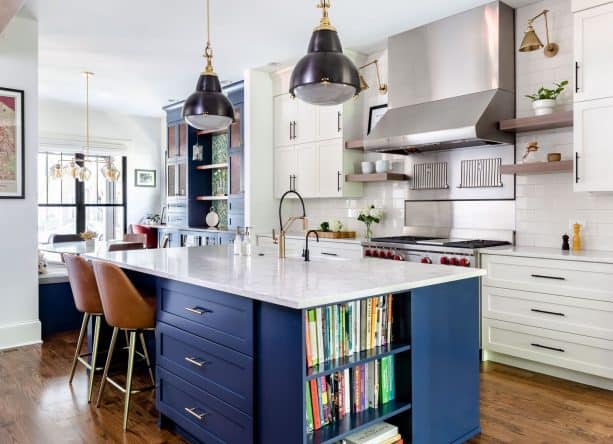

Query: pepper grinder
[[562, 234, 570, 251], [572, 223, 582, 252]]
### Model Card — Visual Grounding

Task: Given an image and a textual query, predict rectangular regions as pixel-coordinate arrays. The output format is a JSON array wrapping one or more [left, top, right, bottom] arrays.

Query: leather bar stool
[[92, 260, 156, 431], [64, 254, 104, 403]]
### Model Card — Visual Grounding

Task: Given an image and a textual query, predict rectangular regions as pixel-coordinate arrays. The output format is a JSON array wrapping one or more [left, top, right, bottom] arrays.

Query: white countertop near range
[[85, 246, 485, 309], [480, 245, 613, 264]]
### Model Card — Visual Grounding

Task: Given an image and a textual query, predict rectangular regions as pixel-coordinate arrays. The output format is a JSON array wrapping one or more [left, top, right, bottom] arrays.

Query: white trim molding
[[0, 320, 42, 350]]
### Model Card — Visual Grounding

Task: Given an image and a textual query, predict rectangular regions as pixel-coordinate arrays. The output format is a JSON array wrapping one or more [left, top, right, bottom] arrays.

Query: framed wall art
[[0, 88, 25, 199]]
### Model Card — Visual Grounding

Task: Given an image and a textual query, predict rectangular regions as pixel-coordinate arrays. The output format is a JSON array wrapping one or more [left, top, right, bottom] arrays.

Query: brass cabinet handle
[[185, 306, 208, 315], [185, 356, 208, 367], [185, 407, 208, 421]]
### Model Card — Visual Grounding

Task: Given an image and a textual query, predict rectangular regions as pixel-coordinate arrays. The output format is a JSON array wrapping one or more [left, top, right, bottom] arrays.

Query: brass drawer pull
[[185, 407, 208, 421], [185, 356, 208, 367], [185, 306, 208, 315], [531, 308, 565, 317]]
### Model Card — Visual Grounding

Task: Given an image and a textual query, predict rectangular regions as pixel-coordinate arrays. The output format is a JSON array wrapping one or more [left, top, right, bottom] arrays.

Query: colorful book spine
[[389, 355, 396, 401], [319, 376, 329, 426], [308, 310, 318, 367], [305, 312, 312, 368], [316, 307, 324, 366], [306, 382, 314, 432], [310, 379, 321, 430], [343, 368, 351, 416]]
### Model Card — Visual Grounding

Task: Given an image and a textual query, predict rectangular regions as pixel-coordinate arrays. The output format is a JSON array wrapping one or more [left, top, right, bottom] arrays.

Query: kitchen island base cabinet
[[153, 275, 480, 444]]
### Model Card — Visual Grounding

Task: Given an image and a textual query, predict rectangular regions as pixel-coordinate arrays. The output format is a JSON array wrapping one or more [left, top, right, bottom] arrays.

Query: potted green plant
[[357, 205, 383, 240], [525, 80, 568, 116]]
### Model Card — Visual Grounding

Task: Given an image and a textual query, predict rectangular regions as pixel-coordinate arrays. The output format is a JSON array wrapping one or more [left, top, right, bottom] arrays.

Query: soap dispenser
[[233, 227, 242, 255], [572, 223, 582, 252], [242, 227, 252, 256]]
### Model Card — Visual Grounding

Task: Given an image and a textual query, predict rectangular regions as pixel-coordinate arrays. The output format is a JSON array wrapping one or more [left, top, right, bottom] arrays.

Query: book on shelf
[[305, 295, 395, 369], [343, 421, 400, 444], [306, 357, 397, 432]]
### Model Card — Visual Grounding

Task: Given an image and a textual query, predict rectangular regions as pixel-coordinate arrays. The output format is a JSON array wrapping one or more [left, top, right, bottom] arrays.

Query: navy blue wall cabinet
[[146, 269, 481, 444]]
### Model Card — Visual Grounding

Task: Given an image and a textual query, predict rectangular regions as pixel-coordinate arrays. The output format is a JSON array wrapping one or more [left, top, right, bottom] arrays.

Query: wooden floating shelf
[[346, 173, 410, 183], [345, 139, 365, 151], [499, 111, 573, 133], [501, 160, 573, 175], [195, 163, 229, 170], [194, 195, 228, 201]]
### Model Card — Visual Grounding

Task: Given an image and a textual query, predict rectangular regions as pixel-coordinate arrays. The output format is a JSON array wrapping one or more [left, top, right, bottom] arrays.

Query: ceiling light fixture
[[290, 0, 361, 106], [77, 72, 93, 182], [519, 9, 559, 57], [49, 161, 63, 179], [182, 0, 234, 131], [358, 59, 387, 95]]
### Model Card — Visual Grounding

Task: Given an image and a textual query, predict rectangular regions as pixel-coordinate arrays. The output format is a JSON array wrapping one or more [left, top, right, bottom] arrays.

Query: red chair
[[132, 224, 158, 249]]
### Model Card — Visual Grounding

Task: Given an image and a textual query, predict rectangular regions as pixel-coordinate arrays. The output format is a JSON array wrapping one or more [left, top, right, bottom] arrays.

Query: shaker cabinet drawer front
[[483, 319, 613, 379], [157, 322, 253, 415], [158, 368, 253, 444], [158, 280, 253, 355], [483, 286, 613, 340], [482, 254, 613, 302]]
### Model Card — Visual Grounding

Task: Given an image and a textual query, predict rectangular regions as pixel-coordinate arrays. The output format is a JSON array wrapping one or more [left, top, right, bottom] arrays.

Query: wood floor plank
[[1, 332, 613, 443]]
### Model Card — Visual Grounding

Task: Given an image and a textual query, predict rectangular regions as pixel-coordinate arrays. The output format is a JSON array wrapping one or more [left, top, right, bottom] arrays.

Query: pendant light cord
[[204, 0, 214, 74], [85, 72, 90, 157]]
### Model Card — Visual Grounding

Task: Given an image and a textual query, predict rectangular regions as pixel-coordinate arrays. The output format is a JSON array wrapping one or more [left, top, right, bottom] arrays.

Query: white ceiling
[[27, 0, 534, 117]]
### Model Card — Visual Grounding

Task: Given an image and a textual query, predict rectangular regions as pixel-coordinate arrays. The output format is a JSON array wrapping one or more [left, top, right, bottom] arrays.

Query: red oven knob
[[386, 251, 394, 259], [440, 256, 450, 265], [378, 250, 386, 258], [459, 258, 471, 267], [364, 249, 372, 257], [420, 257, 432, 264], [450, 257, 459, 266], [393, 255, 403, 261]]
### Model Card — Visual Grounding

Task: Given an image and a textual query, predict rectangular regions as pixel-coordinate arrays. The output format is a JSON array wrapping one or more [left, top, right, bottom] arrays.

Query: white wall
[[0, 15, 41, 349], [514, 0, 613, 250], [39, 99, 163, 227]]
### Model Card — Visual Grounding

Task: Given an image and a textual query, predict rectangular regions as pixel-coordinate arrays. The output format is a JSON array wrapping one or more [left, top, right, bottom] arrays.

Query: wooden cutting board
[[316, 231, 357, 239]]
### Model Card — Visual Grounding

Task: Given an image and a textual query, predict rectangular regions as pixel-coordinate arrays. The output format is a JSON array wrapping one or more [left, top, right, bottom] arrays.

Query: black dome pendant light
[[183, 0, 234, 131], [290, 0, 361, 106]]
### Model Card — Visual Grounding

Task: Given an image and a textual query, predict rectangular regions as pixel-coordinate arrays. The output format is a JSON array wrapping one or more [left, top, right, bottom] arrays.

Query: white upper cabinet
[[294, 100, 318, 145], [573, 2, 613, 192], [274, 145, 297, 198], [295, 143, 319, 198], [273, 94, 297, 147], [574, 97, 613, 192], [574, 2, 613, 102], [318, 104, 343, 141]]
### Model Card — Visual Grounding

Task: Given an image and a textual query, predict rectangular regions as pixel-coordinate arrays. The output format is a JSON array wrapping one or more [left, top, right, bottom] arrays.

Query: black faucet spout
[[304, 230, 319, 262]]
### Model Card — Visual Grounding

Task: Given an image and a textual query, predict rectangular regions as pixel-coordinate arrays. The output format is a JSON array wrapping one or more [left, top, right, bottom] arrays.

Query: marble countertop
[[480, 245, 613, 264], [85, 246, 485, 309]]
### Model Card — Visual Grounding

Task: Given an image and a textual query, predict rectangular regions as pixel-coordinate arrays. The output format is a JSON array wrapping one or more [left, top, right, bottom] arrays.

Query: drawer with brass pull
[[157, 367, 253, 444], [483, 318, 613, 379], [157, 280, 253, 355], [482, 286, 613, 341], [157, 322, 253, 414]]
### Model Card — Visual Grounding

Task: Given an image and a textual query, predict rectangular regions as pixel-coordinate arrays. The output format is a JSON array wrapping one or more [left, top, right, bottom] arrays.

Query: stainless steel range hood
[[365, 1, 515, 154]]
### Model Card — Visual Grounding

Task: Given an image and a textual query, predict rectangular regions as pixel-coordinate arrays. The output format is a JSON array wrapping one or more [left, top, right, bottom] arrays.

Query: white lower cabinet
[[256, 235, 362, 259], [481, 253, 613, 386]]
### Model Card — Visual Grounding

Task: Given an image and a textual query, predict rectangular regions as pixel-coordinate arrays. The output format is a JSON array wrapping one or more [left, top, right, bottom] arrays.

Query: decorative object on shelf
[[205, 206, 219, 228], [134, 169, 156, 187], [525, 81, 568, 116], [140, 213, 161, 224], [562, 234, 570, 251], [572, 223, 582, 252], [0, 87, 25, 198], [192, 143, 203, 161], [77, 72, 93, 183], [182, 0, 234, 131], [361, 161, 374, 174], [375, 159, 392, 173], [367, 104, 388, 135], [38, 250, 48, 275], [319, 221, 330, 232], [547, 152, 561, 162], [330, 219, 343, 232], [212, 168, 226, 196], [289, 0, 361, 106], [522, 141, 539, 163], [359, 59, 387, 94], [357, 205, 383, 241], [519, 9, 559, 57]]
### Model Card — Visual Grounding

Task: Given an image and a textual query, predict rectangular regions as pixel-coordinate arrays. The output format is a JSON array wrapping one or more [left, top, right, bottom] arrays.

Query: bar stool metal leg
[[87, 315, 102, 403], [123, 331, 137, 431], [96, 327, 119, 408], [69, 313, 90, 384], [139, 332, 155, 385]]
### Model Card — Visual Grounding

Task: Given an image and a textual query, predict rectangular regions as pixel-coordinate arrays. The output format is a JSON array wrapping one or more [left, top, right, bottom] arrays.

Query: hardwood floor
[[1, 332, 613, 443]]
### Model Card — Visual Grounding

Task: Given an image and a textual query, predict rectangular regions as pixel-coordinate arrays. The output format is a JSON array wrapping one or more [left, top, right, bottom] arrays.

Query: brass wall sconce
[[519, 9, 559, 58], [359, 59, 387, 94]]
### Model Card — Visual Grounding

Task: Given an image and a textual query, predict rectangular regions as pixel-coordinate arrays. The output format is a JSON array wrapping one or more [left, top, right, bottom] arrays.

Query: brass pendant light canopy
[[290, 0, 361, 106], [182, 0, 234, 131], [518, 9, 559, 58]]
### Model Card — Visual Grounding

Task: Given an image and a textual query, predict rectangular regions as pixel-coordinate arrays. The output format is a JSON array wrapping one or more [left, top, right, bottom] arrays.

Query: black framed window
[[38, 152, 127, 243]]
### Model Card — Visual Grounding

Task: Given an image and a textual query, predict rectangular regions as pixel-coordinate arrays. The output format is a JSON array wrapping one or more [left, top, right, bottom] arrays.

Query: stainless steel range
[[362, 236, 510, 268]]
